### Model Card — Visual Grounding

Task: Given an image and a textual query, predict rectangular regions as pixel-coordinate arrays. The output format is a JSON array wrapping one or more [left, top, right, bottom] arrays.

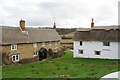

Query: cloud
[[0, 0, 119, 28]]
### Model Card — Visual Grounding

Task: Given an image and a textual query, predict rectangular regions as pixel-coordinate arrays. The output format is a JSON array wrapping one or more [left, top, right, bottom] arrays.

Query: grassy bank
[[2, 51, 120, 79]]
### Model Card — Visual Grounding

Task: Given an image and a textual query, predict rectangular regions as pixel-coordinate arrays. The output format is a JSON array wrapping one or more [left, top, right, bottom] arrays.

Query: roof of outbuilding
[[73, 26, 120, 42], [1, 26, 61, 45]]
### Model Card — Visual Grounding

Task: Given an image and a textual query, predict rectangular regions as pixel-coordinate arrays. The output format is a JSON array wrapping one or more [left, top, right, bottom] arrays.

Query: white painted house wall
[[74, 41, 120, 59]]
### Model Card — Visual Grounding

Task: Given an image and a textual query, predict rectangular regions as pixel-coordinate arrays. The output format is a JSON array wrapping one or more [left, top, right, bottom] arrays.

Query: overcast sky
[[0, 0, 119, 28]]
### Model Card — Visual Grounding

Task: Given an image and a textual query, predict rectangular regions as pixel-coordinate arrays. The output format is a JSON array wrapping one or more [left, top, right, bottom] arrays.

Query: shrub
[[2, 53, 12, 65], [48, 48, 54, 56], [47, 48, 66, 59], [19, 56, 39, 64], [61, 46, 68, 51], [52, 53, 59, 59]]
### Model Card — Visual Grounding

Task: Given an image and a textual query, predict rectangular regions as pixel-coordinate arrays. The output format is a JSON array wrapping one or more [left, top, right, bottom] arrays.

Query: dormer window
[[11, 44, 17, 50], [54, 48, 58, 52], [42, 42, 45, 46], [55, 41, 58, 45], [49, 41, 52, 46], [33, 43, 37, 48]]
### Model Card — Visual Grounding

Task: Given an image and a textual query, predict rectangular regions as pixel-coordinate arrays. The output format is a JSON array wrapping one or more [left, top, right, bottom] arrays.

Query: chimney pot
[[53, 22, 56, 30], [91, 18, 94, 28], [20, 19, 25, 31]]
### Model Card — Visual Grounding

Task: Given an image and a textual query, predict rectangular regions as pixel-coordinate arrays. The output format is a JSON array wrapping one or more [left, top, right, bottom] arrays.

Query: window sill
[[95, 55, 100, 56], [33, 55, 37, 57], [12, 60, 19, 62], [103, 46, 110, 49], [11, 49, 17, 51]]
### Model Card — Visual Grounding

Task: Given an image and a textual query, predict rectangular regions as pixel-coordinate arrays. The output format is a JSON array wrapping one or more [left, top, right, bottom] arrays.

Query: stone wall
[[2, 41, 61, 62]]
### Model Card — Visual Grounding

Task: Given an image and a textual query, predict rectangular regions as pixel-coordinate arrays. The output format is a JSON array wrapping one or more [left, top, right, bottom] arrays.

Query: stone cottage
[[1, 20, 61, 62]]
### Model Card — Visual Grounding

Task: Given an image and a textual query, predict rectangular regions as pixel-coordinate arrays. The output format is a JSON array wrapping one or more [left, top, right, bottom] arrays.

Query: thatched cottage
[[1, 20, 61, 62], [73, 19, 120, 59]]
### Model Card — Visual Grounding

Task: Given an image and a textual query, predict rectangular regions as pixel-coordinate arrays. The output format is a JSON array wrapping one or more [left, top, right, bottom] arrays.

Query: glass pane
[[34, 52, 35, 55], [95, 51, 100, 55], [12, 45, 14, 49], [15, 45, 16, 49], [13, 56, 15, 61], [16, 55, 18, 60], [80, 41, 82, 46], [79, 50, 83, 54]]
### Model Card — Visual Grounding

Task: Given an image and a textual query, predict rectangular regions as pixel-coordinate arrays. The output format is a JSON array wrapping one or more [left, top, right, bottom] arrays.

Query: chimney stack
[[53, 22, 56, 30], [20, 19, 25, 32], [91, 18, 94, 28]]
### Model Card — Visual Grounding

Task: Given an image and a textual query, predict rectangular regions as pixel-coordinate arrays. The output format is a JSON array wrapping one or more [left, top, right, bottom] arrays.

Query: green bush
[[48, 48, 54, 56], [47, 48, 65, 59], [2, 53, 12, 65], [19, 56, 39, 64]]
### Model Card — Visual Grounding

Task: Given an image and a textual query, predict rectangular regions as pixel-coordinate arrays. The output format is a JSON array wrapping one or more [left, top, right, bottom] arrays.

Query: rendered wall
[[2, 41, 61, 61], [74, 41, 119, 59]]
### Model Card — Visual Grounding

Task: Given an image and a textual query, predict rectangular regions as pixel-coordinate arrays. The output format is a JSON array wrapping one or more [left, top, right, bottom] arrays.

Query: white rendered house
[[73, 19, 120, 59]]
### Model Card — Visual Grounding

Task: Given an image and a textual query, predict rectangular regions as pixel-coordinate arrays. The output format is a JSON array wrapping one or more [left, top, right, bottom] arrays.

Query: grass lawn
[[2, 51, 120, 79]]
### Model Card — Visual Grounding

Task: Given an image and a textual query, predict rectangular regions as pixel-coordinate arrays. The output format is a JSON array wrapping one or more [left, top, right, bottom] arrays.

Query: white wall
[[74, 41, 120, 59]]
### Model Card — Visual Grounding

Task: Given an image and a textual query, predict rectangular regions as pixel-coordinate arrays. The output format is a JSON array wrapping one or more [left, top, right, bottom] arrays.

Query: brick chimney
[[20, 19, 25, 31], [91, 18, 94, 28], [53, 22, 56, 30]]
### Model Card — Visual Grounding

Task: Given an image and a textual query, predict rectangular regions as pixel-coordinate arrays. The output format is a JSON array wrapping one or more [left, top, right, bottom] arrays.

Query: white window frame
[[33, 43, 37, 48], [11, 44, 17, 50], [54, 47, 58, 52], [33, 52, 38, 56], [12, 54, 19, 61], [49, 41, 52, 46], [42, 42, 45, 46], [55, 41, 58, 45]]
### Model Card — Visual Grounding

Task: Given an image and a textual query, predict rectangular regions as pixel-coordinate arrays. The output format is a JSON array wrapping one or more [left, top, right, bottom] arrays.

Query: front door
[[39, 48, 47, 60]]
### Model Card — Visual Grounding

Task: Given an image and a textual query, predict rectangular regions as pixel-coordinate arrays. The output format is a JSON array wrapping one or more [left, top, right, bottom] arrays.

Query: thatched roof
[[73, 26, 120, 42], [1, 26, 61, 45]]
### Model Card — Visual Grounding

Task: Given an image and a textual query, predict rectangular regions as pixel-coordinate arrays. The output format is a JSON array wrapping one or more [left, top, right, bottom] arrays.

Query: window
[[49, 41, 52, 46], [33, 43, 37, 48], [11, 44, 17, 50], [55, 41, 58, 45], [95, 51, 101, 55], [42, 42, 45, 46], [54, 48, 58, 52], [12, 54, 19, 61], [33, 52, 38, 56], [103, 42, 110, 46], [80, 41, 82, 46], [78, 50, 83, 54]]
